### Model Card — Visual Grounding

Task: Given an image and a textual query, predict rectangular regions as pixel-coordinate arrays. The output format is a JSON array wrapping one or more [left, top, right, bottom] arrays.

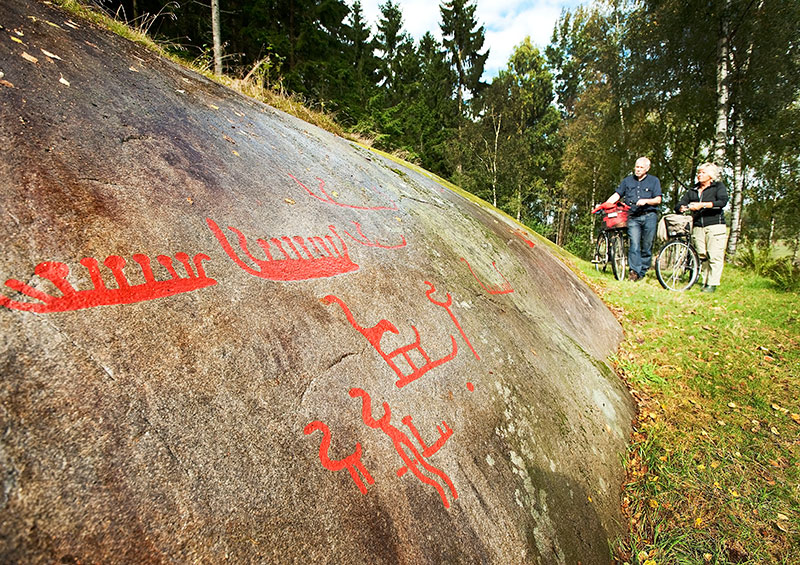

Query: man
[[602, 157, 662, 281]]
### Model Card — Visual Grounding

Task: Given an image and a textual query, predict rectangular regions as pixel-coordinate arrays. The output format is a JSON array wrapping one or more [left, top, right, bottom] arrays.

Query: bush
[[735, 244, 775, 276], [765, 258, 800, 292]]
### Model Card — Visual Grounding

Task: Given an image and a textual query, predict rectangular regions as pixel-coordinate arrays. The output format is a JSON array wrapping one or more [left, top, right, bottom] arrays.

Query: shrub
[[765, 257, 800, 292], [735, 244, 775, 276]]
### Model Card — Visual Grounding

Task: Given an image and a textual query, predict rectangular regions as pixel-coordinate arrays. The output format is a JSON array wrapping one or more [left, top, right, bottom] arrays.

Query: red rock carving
[[460, 258, 514, 295], [207, 218, 359, 281], [512, 228, 536, 248], [343, 221, 407, 249], [288, 174, 398, 211], [322, 294, 458, 389], [304, 420, 375, 495], [349, 388, 458, 508], [423, 281, 480, 361], [0, 253, 216, 313]]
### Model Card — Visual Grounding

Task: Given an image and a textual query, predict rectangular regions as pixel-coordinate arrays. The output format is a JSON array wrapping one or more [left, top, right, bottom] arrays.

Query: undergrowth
[[580, 263, 800, 564]]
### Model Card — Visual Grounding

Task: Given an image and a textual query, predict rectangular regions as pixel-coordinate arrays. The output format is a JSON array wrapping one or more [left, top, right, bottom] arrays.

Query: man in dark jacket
[[602, 157, 662, 281]]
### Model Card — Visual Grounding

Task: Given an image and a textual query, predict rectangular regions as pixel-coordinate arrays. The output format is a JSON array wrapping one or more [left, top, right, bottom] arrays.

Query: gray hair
[[698, 162, 721, 181]]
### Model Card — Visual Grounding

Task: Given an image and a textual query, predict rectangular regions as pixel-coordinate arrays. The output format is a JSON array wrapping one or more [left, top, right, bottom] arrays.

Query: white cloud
[[353, 0, 582, 80]]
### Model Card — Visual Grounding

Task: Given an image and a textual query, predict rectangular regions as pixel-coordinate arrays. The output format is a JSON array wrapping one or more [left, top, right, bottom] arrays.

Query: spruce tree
[[439, 0, 489, 121]]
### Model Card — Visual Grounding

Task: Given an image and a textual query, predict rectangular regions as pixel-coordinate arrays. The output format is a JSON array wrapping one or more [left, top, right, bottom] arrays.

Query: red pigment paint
[[288, 174, 398, 211], [349, 388, 457, 508], [343, 221, 407, 250], [0, 253, 216, 313], [323, 293, 457, 388], [304, 420, 375, 495], [460, 258, 514, 295], [207, 218, 359, 281]]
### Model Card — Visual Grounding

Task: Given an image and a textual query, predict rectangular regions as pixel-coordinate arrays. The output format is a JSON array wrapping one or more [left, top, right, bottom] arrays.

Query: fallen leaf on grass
[[775, 521, 788, 533], [694, 516, 703, 527], [728, 402, 737, 409], [790, 413, 800, 424], [771, 427, 779, 436], [21, 52, 38, 63], [703, 554, 713, 563], [777, 512, 789, 521], [648, 499, 658, 509], [40, 48, 61, 60]]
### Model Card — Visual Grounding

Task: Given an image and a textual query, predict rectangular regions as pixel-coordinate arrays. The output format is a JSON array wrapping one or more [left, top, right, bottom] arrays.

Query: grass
[[577, 263, 800, 564]]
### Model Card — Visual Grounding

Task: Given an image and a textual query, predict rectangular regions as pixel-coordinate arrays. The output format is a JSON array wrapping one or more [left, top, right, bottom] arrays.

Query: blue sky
[[356, 0, 585, 80]]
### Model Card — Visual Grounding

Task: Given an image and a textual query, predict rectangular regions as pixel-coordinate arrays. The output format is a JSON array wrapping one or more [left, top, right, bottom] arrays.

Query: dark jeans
[[627, 211, 658, 277]]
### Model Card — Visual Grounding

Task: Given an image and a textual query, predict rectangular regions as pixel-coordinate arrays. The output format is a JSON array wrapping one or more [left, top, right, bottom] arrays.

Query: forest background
[[105, 0, 800, 264]]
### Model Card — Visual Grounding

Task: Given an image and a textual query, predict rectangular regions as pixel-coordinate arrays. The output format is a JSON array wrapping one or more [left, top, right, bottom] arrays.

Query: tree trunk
[[726, 126, 744, 257], [713, 1, 730, 165], [211, 0, 223, 75]]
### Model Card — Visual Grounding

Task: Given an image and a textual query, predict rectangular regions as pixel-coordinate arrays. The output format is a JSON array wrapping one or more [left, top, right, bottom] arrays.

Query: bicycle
[[655, 214, 699, 291], [591, 202, 630, 281]]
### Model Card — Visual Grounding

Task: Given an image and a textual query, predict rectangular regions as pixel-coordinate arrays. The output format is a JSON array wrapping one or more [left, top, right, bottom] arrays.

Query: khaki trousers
[[692, 224, 728, 287]]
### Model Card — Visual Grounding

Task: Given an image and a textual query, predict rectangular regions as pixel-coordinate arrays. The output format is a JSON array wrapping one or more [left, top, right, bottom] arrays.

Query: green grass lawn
[[577, 261, 800, 564]]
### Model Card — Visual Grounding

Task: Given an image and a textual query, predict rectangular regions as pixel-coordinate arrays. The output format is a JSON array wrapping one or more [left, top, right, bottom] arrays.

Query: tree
[[375, 0, 410, 94], [211, 0, 223, 74], [439, 0, 489, 121]]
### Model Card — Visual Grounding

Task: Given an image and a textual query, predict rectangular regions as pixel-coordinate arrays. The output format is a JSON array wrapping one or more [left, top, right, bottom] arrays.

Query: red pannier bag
[[603, 204, 629, 229]]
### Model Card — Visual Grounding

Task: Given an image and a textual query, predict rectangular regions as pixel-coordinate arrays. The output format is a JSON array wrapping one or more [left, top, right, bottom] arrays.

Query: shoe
[[628, 270, 639, 282], [702, 285, 717, 293]]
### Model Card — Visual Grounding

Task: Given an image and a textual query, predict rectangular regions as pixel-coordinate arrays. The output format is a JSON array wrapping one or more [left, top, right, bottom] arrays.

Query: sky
[[356, 0, 585, 80]]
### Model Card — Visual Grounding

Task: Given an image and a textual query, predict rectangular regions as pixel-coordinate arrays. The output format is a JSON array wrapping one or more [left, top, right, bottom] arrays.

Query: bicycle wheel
[[656, 240, 699, 291], [611, 232, 628, 281], [593, 232, 609, 272]]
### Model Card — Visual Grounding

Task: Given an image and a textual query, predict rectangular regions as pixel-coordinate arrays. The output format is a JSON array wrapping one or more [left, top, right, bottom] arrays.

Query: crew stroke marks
[[305, 387, 458, 508], [207, 218, 360, 281], [0, 253, 215, 313]]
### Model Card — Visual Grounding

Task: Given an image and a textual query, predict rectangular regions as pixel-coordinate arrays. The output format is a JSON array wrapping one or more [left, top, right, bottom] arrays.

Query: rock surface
[[0, 1, 633, 562]]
